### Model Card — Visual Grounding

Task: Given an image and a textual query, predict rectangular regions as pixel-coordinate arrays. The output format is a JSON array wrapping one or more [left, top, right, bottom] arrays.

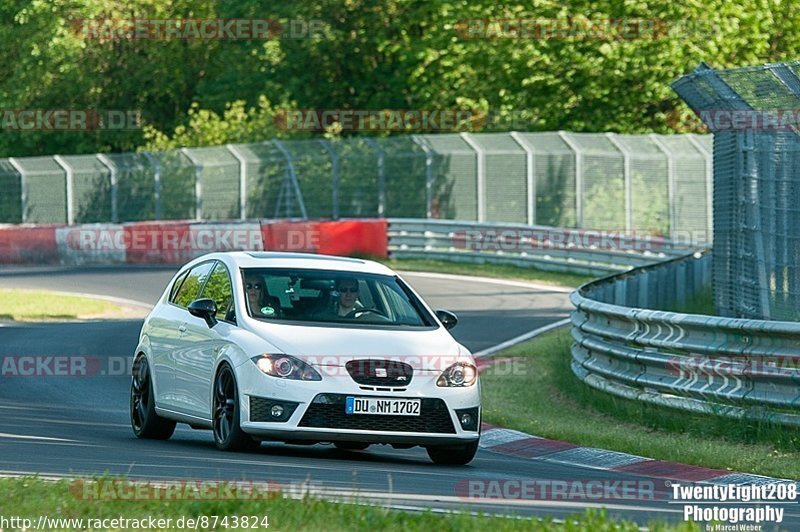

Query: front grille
[[299, 394, 455, 433], [346, 359, 413, 387]]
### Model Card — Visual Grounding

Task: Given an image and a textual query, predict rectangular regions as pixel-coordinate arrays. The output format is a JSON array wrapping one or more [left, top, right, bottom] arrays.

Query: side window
[[200, 262, 234, 321], [169, 269, 190, 303], [377, 283, 423, 324], [172, 261, 215, 308]]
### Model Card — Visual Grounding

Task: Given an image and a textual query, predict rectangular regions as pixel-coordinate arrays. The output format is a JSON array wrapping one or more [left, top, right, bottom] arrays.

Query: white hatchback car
[[130, 252, 481, 465]]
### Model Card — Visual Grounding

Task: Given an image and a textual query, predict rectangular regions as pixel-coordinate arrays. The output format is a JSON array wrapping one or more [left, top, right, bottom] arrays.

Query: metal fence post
[[53, 155, 74, 225], [180, 148, 203, 221], [460, 132, 485, 222], [96, 154, 118, 223], [317, 140, 340, 219], [649, 135, 676, 240], [687, 134, 713, 243], [225, 144, 248, 220], [273, 140, 308, 220], [605, 133, 632, 231], [558, 131, 583, 227], [142, 152, 162, 220], [410, 135, 434, 218], [8, 157, 26, 223], [364, 138, 386, 217], [509, 132, 536, 226]]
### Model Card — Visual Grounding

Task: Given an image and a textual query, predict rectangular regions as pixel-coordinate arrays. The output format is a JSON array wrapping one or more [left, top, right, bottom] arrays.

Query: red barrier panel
[[123, 221, 194, 264], [0, 225, 59, 264], [316, 219, 388, 258], [0, 219, 389, 264], [260, 221, 320, 253]]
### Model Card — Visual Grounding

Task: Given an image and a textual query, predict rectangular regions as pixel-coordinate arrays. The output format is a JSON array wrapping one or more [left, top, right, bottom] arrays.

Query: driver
[[335, 277, 361, 317]]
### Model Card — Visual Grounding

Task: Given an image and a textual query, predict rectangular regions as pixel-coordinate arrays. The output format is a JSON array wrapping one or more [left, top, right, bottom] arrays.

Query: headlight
[[436, 362, 477, 387], [251, 354, 322, 381]]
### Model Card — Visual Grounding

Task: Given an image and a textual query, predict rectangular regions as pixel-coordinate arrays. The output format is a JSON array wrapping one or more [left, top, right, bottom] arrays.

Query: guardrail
[[387, 218, 694, 277], [571, 251, 800, 427], [387, 218, 800, 425]]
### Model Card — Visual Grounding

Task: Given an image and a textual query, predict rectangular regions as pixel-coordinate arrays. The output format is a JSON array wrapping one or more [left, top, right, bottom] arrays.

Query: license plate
[[345, 396, 421, 416]]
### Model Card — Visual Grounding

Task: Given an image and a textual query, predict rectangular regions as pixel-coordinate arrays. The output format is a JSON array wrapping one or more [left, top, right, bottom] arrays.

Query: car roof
[[206, 251, 396, 276]]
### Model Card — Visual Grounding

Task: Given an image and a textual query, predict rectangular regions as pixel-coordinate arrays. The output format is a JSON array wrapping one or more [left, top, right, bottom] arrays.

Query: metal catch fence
[[1, 132, 712, 245], [674, 61, 800, 321]]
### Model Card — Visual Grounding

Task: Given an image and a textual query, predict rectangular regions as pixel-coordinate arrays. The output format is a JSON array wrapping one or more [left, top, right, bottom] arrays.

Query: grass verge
[[481, 328, 800, 479], [378, 258, 594, 288], [0, 289, 140, 321], [0, 477, 694, 531]]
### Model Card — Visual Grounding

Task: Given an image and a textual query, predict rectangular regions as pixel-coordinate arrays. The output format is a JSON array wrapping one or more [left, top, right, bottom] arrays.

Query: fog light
[[455, 407, 479, 431], [271, 405, 285, 418]]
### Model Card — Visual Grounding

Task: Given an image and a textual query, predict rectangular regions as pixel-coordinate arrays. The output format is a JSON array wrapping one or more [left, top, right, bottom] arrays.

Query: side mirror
[[188, 298, 218, 328], [435, 309, 458, 330]]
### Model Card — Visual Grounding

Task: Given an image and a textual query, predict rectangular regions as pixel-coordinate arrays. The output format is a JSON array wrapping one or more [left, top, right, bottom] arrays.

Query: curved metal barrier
[[571, 251, 800, 426], [390, 218, 800, 425], [388, 218, 693, 277]]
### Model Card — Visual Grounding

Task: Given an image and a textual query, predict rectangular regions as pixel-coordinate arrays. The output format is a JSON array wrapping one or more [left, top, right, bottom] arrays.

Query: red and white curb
[[478, 423, 792, 487]]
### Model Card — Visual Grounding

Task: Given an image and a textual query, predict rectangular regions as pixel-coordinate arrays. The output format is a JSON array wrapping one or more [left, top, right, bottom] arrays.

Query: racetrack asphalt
[[0, 266, 794, 527]]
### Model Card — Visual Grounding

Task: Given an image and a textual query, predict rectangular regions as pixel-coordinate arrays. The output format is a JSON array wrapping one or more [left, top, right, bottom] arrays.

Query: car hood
[[247, 321, 471, 371]]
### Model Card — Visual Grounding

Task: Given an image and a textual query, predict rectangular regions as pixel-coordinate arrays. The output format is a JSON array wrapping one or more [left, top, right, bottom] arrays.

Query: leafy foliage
[[2, 1, 800, 156]]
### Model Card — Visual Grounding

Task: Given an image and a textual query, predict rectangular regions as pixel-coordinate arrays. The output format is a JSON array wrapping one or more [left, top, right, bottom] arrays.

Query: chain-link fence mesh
[[611, 135, 669, 237], [565, 132, 626, 230], [105, 152, 156, 222], [674, 61, 800, 321], [519, 132, 576, 227], [61, 154, 111, 223], [337, 137, 380, 218], [153, 150, 196, 220], [230, 142, 288, 220], [373, 136, 427, 218], [275, 140, 330, 219], [183, 146, 240, 220], [12, 156, 67, 223], [0, 159, 22, 223], [418, 133, 478, 220], [472, 133, 528, 224], [0, 132, 712, 245]]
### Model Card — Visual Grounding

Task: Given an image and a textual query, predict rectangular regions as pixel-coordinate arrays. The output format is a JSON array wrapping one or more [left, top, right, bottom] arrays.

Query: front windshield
[[241, 268, 435, 327]]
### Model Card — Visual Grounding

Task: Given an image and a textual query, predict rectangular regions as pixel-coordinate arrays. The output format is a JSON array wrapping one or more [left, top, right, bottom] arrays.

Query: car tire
[[213, 364, 260, 452], [130, 355, 176, 440], [334, 442, 370, 451], [426, 440, 479, 465]]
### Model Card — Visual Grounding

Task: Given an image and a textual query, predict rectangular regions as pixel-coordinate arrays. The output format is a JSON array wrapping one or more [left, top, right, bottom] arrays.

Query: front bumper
[[236, 361, 481, 446]]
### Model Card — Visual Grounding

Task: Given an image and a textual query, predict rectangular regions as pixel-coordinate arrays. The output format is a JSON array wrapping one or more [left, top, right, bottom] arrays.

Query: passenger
[[245, 276, 281, 318]]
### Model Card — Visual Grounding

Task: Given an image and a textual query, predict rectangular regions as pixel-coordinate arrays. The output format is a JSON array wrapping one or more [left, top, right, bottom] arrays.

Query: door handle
[[178, 325, 187, 334]]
